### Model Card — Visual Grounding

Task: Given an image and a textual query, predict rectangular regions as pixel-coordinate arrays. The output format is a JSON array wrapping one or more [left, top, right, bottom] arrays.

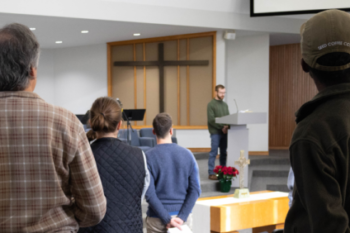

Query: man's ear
[[301, 59, 310, 73], [117, 120, 122, 130], [29, 66, 37, 78], [152, 129, 156, 135], [169, 128, 173, 136]]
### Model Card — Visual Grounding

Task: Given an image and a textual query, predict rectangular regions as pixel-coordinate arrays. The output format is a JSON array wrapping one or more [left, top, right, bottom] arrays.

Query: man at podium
[[207, 84, 230, 180]]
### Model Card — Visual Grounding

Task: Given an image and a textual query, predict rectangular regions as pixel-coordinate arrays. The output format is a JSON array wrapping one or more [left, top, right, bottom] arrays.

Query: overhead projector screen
[[251, 0, 350, 17]]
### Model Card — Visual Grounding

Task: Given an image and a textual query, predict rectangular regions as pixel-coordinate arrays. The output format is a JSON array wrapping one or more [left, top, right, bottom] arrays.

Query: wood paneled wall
[[269, 44, 318, 149], [108, 32, 216, 129]]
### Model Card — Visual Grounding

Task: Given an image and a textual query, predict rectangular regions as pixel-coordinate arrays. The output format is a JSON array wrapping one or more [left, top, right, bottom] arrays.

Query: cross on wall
[[114, 43, 209, 112]]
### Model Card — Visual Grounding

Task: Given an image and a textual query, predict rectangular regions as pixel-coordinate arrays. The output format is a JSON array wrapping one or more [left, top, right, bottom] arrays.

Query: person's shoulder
[[49, 105, 84, 134], [94, 138, 142, 157], [172, 144, 195, 159], [175, 144, 192, 153], [145, 146, 157, 158]]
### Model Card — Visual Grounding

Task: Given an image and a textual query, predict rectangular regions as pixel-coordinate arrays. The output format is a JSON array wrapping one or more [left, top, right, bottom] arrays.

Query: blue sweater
[[145, 143, 201, 225]]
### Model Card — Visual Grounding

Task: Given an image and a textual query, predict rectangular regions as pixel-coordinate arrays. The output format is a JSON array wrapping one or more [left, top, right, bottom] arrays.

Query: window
[[107, 32, 216, 129]]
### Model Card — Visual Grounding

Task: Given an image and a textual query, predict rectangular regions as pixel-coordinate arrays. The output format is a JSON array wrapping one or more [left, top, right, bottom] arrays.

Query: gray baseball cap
[[301, 9, 350, 71]]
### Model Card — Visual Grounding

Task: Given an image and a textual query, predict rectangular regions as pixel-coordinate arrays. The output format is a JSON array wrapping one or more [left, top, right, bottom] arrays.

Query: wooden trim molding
[[269, 147, 289, 150], [122, 125, 208, 130], [107, 31, 216, 46], [187, 148, 269, 156], [249, 151, 269, 156], [188, 148, 211, 153]]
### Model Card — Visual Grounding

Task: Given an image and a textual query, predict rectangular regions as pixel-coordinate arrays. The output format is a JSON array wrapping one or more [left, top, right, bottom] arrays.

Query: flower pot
[[219, 180, 231, 193]]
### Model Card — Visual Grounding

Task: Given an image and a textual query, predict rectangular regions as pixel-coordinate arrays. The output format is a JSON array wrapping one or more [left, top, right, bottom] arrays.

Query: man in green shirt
[[207, 84, 230, 180]]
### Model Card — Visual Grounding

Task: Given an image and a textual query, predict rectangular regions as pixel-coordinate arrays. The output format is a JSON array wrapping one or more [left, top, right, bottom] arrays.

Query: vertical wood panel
[[136, 44, 144, 114], [177, 39, 180, 125], [269, 44, 318, 149], [212, 32, 216, 98], [189, 37, 213, 125], [180, 39, 187, 125], [133, 44, 137, 125], [145, 43, 159, 125], [107, 44, 112, 96], [187, 38, 190, 125], [143, 43, 147, 125], [164, 40, 178, 123]]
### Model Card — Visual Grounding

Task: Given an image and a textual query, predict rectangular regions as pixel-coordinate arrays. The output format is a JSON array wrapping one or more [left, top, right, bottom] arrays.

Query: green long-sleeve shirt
[[207, 98, 229, 135]]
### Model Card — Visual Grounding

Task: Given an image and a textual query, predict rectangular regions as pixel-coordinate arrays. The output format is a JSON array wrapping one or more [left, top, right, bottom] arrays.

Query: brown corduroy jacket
[[285, 83, 350, 233]]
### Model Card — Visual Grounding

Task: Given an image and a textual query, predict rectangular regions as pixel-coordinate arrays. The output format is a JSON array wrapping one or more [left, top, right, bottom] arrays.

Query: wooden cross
[[234, 150, 250, 189], [114, 43, 209, 112]]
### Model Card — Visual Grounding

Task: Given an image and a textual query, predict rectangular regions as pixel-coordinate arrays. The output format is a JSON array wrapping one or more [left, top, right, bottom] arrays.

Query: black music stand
[[122, 109, 146, 145]]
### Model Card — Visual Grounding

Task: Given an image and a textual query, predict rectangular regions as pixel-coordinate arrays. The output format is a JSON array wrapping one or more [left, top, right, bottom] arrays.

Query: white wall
[[53, 44, 108, 114], [176, 130, 211, 148], [226, 34, 270, 151], [35, 49, 55, 104]]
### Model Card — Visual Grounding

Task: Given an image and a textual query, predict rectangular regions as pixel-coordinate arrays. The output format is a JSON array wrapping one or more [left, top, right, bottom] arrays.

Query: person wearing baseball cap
[[285, 9, 350, 233]]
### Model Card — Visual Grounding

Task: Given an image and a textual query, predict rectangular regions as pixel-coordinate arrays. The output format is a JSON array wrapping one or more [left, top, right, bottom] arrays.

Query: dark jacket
[[285, 83, 350, 233], [78, 138, 146, 233]]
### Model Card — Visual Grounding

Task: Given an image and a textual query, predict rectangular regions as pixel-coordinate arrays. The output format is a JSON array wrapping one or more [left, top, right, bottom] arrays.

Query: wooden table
[[192, 191, 289, 233]]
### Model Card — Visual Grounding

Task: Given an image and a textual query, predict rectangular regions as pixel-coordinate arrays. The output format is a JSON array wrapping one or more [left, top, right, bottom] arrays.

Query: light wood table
[[192, 191, 289, 233]]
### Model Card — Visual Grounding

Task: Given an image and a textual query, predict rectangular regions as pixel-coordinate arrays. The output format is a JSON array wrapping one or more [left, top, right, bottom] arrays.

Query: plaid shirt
[[0, 92, 106, 233]]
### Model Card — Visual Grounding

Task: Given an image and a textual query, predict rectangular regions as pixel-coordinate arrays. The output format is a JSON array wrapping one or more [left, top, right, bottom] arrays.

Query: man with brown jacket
[[0, 23, 106, 232], [285, 10, 350, 233]]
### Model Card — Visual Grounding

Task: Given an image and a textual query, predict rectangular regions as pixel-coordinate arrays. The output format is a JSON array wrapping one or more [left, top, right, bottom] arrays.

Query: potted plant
[[213, 165, 239, 192]]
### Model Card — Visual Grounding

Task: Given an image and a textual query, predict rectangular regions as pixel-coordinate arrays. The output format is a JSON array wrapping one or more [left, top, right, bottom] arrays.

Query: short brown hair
[[152, 113, 172, 139], [87, 97, 122, 141], [215, 84, 225, 92]]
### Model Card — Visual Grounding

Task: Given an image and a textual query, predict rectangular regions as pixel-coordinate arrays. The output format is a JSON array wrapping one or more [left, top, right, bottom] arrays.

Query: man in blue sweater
[[145, 113, 201, 233]]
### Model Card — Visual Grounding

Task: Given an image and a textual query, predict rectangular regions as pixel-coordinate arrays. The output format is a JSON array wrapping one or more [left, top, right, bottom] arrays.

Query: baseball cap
[[301, 9, 350, 71]]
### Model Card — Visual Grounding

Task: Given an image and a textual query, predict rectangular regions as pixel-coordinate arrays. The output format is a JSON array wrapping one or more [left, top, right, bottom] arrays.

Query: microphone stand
[[122, 110, 134, 145], [117, 98, 134, 145]]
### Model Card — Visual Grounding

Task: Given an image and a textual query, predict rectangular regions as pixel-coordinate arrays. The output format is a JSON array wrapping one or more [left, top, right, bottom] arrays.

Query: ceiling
[[0, 13, 219, 48], [0, 0, 314, 50]]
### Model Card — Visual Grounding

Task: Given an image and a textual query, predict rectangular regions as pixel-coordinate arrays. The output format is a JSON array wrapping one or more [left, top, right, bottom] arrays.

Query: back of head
[[87, 97, 122, 141], [0, 23, 40, 91], [300, 10, 350, 86], [152, 113, 172, 139]]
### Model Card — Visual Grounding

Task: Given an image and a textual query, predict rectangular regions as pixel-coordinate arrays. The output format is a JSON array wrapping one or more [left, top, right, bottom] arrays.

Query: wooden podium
[[192, 191, 289, 233], [216, 112, 267, 188]]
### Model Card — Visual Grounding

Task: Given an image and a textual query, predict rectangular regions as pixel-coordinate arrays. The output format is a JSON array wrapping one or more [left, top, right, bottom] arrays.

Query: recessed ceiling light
[[133, 33, 141, 36], [81, 30, 89, 34], [29, 28, 36, 31], [55, 41, 63, 44]]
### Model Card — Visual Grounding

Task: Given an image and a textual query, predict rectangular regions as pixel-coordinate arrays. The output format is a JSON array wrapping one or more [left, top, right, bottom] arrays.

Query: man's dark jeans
[[208, 133, 227, 175]]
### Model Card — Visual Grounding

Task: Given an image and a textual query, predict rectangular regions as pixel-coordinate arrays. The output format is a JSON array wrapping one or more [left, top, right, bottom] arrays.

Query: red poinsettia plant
[[213, 165, 239, 181]]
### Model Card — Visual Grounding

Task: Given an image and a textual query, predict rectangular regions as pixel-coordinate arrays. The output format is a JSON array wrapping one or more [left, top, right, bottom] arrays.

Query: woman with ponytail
[[79, 97, 150, 233]]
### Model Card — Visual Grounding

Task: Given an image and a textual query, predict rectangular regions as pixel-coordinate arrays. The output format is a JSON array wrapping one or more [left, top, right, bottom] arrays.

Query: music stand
[[122, 109, 146, 145]]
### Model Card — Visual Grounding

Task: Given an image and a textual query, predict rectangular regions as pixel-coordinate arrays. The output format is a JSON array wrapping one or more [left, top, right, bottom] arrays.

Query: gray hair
[[0, 23, 40, 91]]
